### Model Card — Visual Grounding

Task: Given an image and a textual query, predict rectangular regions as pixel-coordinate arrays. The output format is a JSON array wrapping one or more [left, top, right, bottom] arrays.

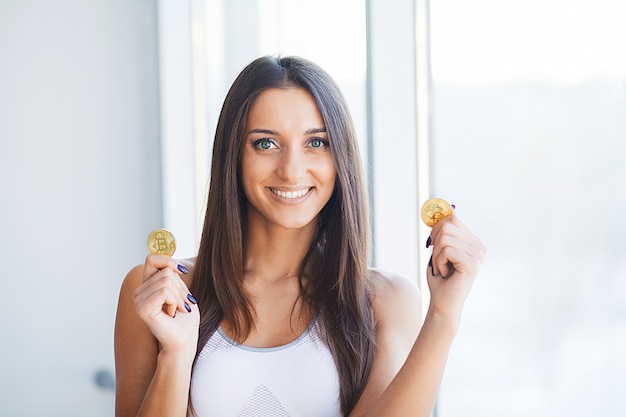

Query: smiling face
[[241, 87, 337, 232]]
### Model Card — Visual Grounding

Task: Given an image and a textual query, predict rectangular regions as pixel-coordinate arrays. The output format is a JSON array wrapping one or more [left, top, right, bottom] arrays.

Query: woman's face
[[241, 87, 337, 231]]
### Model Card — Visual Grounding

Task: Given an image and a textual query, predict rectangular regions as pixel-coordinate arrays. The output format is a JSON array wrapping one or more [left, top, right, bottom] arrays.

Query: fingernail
[[187, 293, 197, 305], [177, 264, 189, 274], [451, 204, 456, 209], [426, 236, 432, 248], [184, 302, 192, 313], [173, 310, 177, 318]]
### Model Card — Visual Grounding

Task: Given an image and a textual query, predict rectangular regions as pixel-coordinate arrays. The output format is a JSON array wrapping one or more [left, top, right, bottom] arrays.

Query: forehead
[[247, 87, 324, 129]]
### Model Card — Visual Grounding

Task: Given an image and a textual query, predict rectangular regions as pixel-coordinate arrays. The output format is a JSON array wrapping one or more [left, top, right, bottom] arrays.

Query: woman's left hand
[[426, 213, 486, 322]]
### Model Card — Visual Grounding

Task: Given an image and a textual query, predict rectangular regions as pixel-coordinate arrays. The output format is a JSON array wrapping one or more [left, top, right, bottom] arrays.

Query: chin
[[271, 214, 319, 230]]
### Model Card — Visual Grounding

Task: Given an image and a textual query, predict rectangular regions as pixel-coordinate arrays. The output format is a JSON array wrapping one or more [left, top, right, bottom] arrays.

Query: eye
[[253, 138, 276, 150], [309, 138, 328, 148]]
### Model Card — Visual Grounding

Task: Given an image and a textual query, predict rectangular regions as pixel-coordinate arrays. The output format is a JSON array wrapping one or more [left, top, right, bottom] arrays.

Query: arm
[[114, 256, 199, 417], [350, 214, 486, 417]]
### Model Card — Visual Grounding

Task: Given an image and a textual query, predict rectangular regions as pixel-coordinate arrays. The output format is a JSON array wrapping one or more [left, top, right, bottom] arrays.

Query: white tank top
[[190, 320, 342, 417]]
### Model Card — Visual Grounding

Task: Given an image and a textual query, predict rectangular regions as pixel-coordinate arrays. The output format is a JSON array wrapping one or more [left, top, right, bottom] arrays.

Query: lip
[[268, 187, 313, 203]]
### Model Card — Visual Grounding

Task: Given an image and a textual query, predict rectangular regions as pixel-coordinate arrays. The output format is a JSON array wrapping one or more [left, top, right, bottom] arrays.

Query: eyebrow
[[305, 127, 327, 135], [247, 128, 278, 135], [246, 127, 327, 136]]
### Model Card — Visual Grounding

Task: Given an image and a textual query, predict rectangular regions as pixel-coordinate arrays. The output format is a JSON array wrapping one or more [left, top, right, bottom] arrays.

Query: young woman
[[114, 55, 486, 417]]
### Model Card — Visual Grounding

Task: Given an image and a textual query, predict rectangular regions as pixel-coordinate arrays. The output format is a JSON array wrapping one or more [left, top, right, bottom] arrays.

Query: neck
[[244, 218, 317, 283]]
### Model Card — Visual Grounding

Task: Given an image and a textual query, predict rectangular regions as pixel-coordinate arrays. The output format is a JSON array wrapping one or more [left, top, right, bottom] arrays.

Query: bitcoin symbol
[[420, 198, 453, 227], [147, 228, 176, 256]]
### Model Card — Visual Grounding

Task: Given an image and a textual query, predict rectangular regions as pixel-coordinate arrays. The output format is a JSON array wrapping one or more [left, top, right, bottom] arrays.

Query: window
[[159, 1, 626, 415], [160, 0, 369, 258], [166, 0, 422, 283], [430, 1, 626, 415]]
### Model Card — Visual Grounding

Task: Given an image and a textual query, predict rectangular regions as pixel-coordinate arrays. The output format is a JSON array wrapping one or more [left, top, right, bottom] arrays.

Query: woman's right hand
[[132, 254, 200, 356]]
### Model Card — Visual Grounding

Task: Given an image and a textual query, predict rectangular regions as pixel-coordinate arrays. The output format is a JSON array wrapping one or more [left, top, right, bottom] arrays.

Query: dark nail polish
[[184, 302, 192, 313], [173, 310, 177, 318], [426, 236, 432, 248], [177, 264, 189, 274], [451, 204, 456, 209], [187, 293, 197, 305]]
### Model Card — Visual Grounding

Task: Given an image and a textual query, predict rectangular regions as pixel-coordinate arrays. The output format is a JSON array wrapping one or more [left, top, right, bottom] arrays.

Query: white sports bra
[[190, 320, 342, 417]]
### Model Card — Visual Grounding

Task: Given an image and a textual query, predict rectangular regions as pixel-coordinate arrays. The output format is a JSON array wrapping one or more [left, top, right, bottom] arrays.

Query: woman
[[114, 55, 486, 417]]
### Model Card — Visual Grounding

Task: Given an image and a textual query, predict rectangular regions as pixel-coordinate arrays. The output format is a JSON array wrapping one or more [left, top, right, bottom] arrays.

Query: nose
[[276, 146, 306, 182]]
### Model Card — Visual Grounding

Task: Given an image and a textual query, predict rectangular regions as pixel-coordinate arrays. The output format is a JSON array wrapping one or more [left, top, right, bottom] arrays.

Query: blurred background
[[1, 0, 624, 416]]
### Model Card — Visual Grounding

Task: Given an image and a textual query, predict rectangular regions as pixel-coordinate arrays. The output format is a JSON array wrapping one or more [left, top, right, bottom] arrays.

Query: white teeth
[[271, 188, 311, 199]]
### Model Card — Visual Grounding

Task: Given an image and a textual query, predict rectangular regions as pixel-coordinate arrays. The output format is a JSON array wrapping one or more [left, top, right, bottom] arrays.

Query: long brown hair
[[190, 56, 376, 416]]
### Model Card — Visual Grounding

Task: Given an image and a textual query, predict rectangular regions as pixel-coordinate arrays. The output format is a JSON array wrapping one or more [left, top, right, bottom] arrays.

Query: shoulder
[[348, 269, 423, 416], [119, 263, 144, 295], [368, 268, 423, 326], [368, 268, 421, 297]]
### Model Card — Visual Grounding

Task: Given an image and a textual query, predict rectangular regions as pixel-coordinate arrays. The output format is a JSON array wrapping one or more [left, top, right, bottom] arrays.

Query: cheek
[[322, 158, 337, 183], [316, 158, 337, 200]]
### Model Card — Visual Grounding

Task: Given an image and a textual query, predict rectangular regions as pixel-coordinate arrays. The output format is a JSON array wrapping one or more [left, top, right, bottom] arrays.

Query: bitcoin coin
[[147, 228, 176, 256], [420, 198, 453, 227]]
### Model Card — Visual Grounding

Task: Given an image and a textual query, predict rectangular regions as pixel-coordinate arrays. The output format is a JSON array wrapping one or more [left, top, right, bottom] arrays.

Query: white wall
[[0, 1, 161, 415]]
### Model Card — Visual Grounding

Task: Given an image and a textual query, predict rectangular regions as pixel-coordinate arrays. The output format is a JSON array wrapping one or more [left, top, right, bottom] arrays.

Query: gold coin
[[147, 228, 176, 256], [420, 197, 453, 227]]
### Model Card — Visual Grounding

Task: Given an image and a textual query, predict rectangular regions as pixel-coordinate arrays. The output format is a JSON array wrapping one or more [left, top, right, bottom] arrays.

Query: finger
[[434, 247, 455, 278], [137, 283, 193, 319], [431, 232, 484, 276], [432, 215, 485, 252], [142, 254, 189, 283], [429, 228, 464, 277], [136, 266, 189, 296], [429, 216, 483, 255], [428, 255, 435, 278], [429, 213, 462, 244], [134, 284, 181, 319], [134, 270, 194, 317], [433, 229, 482, 258], [164, 293, 177, 318], [435, 244, 484, 280], [427, 255, 447, 279]]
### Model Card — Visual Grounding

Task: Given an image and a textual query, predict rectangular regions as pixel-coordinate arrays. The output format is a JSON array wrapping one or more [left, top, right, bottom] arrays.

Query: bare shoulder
[[368, 268, 421, 297], [368, 268, 423, 326], [119, 263, 145, 295], [349, 269, 424, 416]]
